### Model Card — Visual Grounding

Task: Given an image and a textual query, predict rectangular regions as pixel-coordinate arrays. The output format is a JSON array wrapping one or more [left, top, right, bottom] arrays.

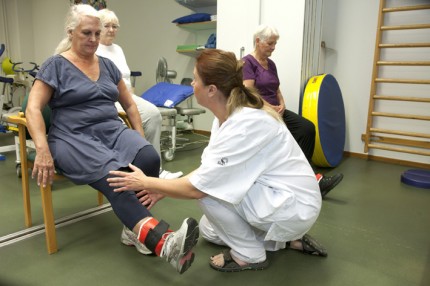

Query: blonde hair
[[54, 4, 100, 54], [195, 49, 281, 121], [98, 8, 120, 27]]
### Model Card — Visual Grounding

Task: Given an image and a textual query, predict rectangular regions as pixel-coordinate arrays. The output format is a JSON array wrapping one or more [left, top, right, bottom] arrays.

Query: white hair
[[253, 24, 279, 46], [54, 4, 100, 54], [98, 8, 120, 27]]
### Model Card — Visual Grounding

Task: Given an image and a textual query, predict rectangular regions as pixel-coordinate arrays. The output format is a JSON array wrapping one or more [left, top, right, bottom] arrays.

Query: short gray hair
[[253, 24, 279, 46], [98, 8, 120, 27]]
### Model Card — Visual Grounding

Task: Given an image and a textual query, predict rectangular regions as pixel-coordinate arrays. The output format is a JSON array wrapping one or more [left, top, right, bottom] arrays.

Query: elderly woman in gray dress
[[25, 4, 198, 274]]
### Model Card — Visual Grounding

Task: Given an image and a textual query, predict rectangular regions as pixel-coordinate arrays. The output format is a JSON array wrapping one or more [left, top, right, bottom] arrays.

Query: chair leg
[[18, 124, 32, 227], [40, 183, 58, 254], [97, 191, 103, 206]]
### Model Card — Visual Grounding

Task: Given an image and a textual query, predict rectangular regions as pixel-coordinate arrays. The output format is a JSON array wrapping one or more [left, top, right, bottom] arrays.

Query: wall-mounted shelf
[[174, 1, 217, 57], [176, 49, 203, 57], [176, 20, 216, 31], [175, 0, 217, 9]]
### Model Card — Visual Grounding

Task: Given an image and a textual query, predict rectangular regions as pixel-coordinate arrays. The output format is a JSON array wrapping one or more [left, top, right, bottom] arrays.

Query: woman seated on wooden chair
[[25, 4, 198, 275]]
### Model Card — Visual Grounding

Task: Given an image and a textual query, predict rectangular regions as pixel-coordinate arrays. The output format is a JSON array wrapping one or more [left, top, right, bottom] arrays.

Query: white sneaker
[[159, 170, 184, 179], [161, 218, 199, 274], [120, 226, 152, 255]]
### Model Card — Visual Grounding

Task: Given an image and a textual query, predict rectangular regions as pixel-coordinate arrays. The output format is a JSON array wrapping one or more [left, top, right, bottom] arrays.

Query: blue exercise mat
[[301, 74, 346, 167], [401, 169, 430, 189]]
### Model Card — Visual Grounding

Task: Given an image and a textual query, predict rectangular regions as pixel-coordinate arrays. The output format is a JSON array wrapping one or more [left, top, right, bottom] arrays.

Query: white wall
[[0, 0, 36, 64], [260, 0, 306, 115], [217, 0, 306, 114], [322, 0, 379, 156], [32, 0, 69, 61]]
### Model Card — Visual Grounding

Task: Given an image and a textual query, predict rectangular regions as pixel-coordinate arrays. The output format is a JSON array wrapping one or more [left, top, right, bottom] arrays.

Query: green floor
[[0, 131, 429, 286]]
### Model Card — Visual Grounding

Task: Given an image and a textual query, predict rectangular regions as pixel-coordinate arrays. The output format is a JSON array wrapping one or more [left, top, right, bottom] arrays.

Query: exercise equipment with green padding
[[301, 74, 345, 167]]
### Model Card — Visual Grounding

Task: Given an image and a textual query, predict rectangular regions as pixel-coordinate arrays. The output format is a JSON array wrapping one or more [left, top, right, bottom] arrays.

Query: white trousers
[[116, 94, 162, 156], [198, 196, 287, 264]]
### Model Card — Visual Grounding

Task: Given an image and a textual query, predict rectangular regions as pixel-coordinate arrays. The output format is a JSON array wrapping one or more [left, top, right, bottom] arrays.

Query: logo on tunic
[[217, 157, 228, 166]]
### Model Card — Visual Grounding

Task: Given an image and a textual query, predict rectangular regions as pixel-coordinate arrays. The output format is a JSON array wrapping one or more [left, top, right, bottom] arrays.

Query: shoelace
[[161, 232, 178, 261]]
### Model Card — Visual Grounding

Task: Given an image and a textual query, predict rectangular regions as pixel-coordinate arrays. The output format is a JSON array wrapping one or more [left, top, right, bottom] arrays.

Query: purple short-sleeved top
[[242, 54, 280, 106], [35, 55, 149, 184]]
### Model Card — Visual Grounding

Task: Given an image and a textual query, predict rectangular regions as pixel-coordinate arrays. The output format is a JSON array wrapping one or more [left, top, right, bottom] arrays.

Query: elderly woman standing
[[96, 8, 183, 180], [25, 4, 198, 274], [242, 24, 343, 198], [108, 49, 327, 272]]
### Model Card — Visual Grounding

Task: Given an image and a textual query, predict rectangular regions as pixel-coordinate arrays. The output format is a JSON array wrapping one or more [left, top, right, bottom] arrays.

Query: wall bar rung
[[381, 23, 430, 30], [379, 42, 430, 48], [369, 128, 430, 139], [371, 112, 430, 121], [367, 144, 430, 156], [373, 95, 430, 102], [383, 4, 430, 13], [375, 78, 430, 84], [377, 61, 430, 66]]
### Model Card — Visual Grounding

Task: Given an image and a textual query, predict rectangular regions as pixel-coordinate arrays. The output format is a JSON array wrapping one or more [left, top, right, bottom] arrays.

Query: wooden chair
[[7, 111, 131, 254]]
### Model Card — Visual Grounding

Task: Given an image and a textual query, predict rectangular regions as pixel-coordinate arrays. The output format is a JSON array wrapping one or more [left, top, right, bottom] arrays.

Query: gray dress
[[36, 55, 149, 184]]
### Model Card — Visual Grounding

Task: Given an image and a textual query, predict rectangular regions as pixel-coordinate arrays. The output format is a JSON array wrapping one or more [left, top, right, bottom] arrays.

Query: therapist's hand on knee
[[108, 163, 146, 192]]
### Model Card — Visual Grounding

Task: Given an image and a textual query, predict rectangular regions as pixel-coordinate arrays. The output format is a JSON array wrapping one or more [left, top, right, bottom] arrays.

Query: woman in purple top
[[243, 24, 343, 198]]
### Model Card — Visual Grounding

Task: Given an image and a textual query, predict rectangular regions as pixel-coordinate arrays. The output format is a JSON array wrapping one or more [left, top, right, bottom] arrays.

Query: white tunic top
[[96, 43, 133, 92], [190, 107, 322, 241]]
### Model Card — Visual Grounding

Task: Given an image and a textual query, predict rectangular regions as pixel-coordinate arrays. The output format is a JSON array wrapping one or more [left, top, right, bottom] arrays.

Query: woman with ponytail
[[109, 49, 327, 273]]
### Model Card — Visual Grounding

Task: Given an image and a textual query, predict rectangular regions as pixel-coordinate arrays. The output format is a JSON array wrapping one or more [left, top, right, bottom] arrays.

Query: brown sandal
[[209, 249, 269, 272], [288, 234, 328, 257]]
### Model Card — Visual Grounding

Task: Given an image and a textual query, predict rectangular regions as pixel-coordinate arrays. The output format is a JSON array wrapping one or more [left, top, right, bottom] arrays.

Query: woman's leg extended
[[131, 144, 161, 178], [90, 145, 198, 273], [199, 197, 266, 264], [89, 145, 159, 229], [282, 109, 316, 162], [90, 173, 151, 230]]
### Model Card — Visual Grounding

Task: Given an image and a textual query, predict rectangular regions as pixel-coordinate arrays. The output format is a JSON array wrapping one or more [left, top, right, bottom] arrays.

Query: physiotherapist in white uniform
[[108, 49, 327, 272]]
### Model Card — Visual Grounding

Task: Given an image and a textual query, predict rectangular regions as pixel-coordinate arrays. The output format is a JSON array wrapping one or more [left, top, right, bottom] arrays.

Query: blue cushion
[[141, 82, 194, 108], [172, 13, 211, 24]]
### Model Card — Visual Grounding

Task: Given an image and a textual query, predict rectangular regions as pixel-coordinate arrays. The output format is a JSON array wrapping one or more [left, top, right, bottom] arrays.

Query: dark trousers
[[89, 145, 161, 230], [282, 109, 316, 162]]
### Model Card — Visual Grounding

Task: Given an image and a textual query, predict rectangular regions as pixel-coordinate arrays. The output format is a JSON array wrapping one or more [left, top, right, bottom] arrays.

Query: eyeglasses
[[104, 24, 119, 30]]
